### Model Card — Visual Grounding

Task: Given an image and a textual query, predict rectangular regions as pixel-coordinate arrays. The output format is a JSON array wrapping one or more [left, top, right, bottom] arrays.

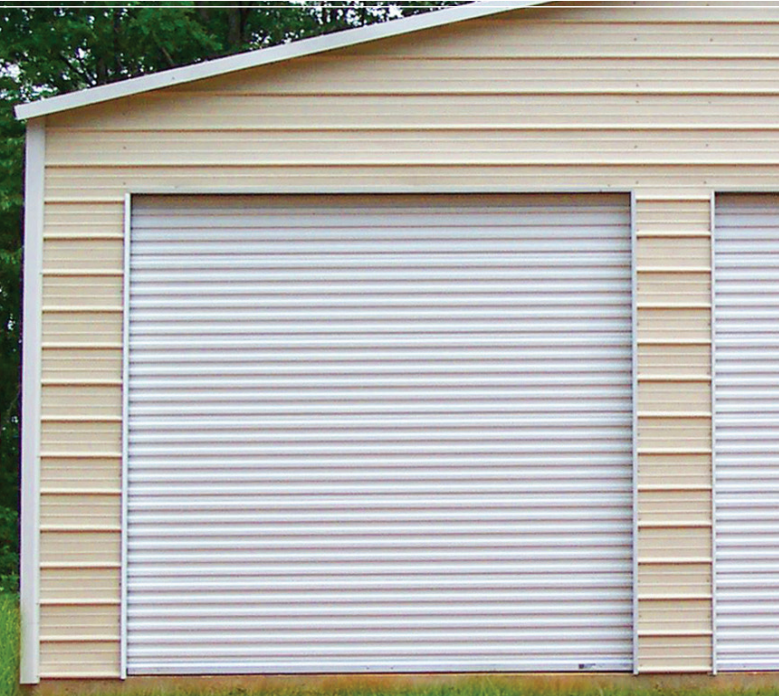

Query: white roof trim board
[[15, 0, 547, 121]]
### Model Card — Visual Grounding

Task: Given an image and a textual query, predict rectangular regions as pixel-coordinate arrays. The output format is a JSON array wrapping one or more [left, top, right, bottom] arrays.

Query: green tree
[[0, 1, 465, 592], [0, 73, 23, 594]]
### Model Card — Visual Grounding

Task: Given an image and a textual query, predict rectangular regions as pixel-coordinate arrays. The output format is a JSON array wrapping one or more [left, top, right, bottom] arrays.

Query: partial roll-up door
[[715, 194, 779, 672], [126, 194, 634, 675]]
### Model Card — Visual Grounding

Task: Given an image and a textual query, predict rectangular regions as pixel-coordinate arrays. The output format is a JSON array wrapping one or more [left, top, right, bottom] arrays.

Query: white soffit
[[15, 1, 548, 121]]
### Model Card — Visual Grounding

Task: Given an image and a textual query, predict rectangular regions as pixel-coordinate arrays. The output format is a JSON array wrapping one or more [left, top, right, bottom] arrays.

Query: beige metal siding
[[39, 0, 779, 675], [38, 199, 124, 674], [635, 196, 712, 672]]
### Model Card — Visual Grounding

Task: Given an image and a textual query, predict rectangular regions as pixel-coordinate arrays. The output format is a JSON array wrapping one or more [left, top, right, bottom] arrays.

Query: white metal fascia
[[20, 117, 44, 685], [14, 0, 548, 121]]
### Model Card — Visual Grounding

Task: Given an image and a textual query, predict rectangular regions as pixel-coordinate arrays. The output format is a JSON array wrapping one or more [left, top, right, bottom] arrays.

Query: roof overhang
[[15, 0, 549, 121]]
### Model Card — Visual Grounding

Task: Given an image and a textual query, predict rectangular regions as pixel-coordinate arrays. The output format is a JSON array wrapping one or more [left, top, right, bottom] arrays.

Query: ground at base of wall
[[24, 673, 779, 696]]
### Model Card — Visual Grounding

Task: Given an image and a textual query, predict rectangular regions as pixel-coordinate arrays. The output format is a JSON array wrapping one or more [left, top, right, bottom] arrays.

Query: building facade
[[16, 0, 779, 681]]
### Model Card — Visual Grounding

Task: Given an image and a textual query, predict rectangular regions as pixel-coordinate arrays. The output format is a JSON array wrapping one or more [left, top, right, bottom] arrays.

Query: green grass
[[0, 593, 19, 696], [36, 675, 779, 696]]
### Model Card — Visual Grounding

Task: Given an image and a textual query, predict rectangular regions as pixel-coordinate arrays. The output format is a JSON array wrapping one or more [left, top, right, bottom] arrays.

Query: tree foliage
[[0, 1, 465, 591]]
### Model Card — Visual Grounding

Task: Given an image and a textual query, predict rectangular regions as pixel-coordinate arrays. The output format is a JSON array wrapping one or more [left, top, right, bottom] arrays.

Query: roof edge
[[15, 0, 546, 121]]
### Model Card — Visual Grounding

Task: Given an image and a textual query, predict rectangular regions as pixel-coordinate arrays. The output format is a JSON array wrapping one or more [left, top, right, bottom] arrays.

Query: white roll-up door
[[715, 194, 779, 672], [126, 194, 634, 675]]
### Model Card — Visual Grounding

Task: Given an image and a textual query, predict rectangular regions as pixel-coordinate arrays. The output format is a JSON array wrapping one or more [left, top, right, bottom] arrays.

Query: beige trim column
[[635, 195, 713, 673]]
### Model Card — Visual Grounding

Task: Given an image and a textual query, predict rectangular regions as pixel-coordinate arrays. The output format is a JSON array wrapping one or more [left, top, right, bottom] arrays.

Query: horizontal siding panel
[[42, 348, 122, 381], [74, 63, 779, 96], [40, 531, 120, 565], [637, 563, 712, 599], [638, 454, 712, 489], [635, 199, 711, 234], [40, 493, 120, 528], [638, 636, 711, 672], [638, 416, 711, 451], [637, 344, 711, 377], [41, 385, 121, 418], [41, 567, 121, 603], [637, 308, 710, 344], [192, 24, 779, 64], [474, 8, 779, 22], [40, 457, 121, 491], [638, 527, 712, 562], [47, 130, 779, 167], [43, 165, 779, 202], [43, 200, 123, 234], [637, 272, 710, 306], [40, 605, 120, 640], [357, 40, 779, 63], [638, 599, 712, 633], [42, 311, 122, 346], [42, 275, 123, 308], [40, 641, 120, 679], [48, 94, 779, 131], [42, 238, 123, 271], [637, 237, 710, 269], [638, 381, 711, 413], [638, 490, 711, 525], [41, 421, 121, 456]]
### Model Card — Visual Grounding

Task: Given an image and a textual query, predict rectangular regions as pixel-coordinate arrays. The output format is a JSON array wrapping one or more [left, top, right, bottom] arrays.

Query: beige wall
[[634, 197, 712, 672], [37, 0, 779, 676]]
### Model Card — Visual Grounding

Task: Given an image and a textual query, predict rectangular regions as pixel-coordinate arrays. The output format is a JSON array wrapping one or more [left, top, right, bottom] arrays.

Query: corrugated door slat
[[715, 194, 779, 672], [127, 193, 633, 675]]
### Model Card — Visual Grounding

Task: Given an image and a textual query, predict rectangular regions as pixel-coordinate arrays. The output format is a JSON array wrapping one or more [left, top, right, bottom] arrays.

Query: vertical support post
[[20, 118, 45, 685], [120, 193, 132, 680], [630, 191, 639, 675], [710, 192, 718, 676]]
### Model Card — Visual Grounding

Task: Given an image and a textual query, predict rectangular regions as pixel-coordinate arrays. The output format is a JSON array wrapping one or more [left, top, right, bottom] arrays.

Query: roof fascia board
[[15, 0, 547, 121]]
